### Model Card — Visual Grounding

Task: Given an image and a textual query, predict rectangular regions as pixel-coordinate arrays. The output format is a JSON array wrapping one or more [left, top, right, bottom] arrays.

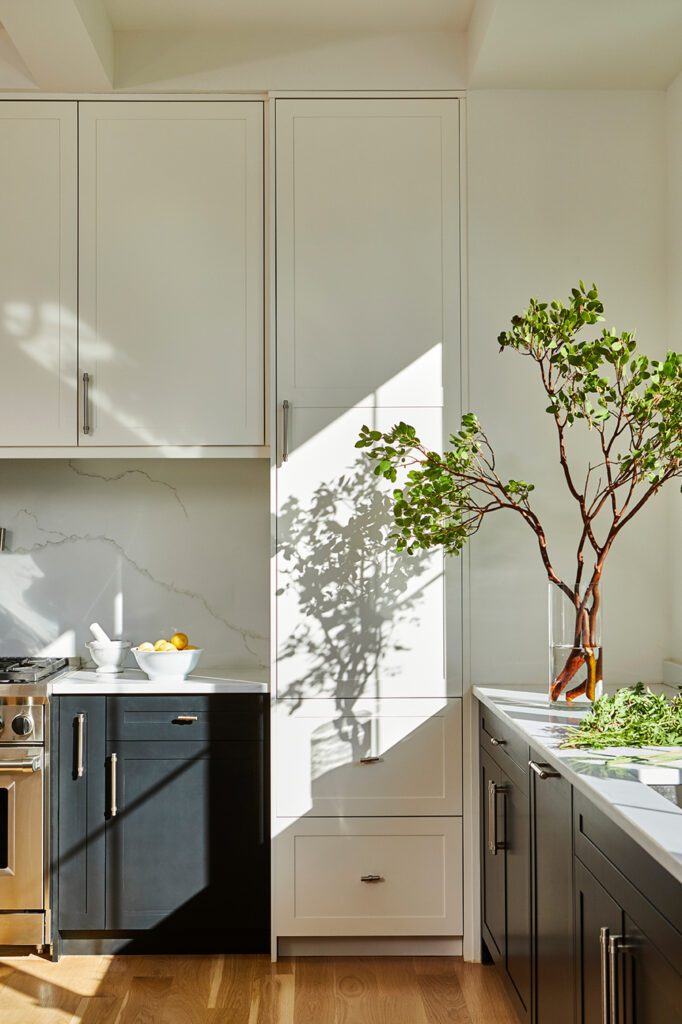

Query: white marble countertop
[[52, 667, 269, 695], [473, 685, 682, 886]]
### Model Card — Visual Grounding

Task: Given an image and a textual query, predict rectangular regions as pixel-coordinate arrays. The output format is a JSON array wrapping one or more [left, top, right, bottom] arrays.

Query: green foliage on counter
[[560, 684, 682, 750]]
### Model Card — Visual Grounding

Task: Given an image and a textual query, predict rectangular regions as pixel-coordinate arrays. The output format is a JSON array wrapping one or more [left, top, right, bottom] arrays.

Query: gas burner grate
[[0, 657, 67, 683]]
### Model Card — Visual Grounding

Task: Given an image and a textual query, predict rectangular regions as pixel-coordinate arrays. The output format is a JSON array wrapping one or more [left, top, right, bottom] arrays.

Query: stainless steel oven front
[[0, 708, 48, 947]]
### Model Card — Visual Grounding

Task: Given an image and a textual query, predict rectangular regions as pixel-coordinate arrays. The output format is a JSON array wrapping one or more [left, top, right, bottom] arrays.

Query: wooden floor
[[0, 954, 518, 1024]]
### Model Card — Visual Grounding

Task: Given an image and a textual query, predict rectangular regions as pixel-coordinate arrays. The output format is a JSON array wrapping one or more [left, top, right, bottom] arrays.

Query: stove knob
[[12, 714, 34, 737]]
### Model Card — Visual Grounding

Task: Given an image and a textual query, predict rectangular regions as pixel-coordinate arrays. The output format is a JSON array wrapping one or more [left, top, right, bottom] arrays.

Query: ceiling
[[103, 0, 476, 33]]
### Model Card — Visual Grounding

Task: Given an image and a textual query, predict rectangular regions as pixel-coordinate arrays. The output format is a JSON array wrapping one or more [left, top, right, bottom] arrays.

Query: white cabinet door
[[275, 816, 462, 936], [276, 98, 459, 409], [276, 405, 455, 700], [275, 698, 462, 818], [79, 102, 264, 447], [0, 102, 77, 446]]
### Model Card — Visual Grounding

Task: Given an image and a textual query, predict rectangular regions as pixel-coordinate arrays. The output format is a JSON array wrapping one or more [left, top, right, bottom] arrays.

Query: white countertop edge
[[52, 668, 269, 695], [473, 685, 682, 887]]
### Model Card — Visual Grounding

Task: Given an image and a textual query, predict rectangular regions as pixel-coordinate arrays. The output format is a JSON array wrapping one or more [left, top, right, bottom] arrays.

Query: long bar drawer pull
[[0, 757, 41, 772], [361, 874, 384, 883], [528, 760, 561, 780], [609, 935, 623, 1024], [282, 400, 290, 463], [110, 753, 118, 818], [359, 756, 383, 765], [82, 372, 91, 435], [489, 736, 506, 746], [599, 927, 610, 1024], [174, 715, 198, 724], [76, 713, 85, 778]]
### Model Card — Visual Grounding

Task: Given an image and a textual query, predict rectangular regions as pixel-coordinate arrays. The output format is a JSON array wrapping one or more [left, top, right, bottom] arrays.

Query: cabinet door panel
[[623, 913, 682, 1024], [275, 698, 461, 817], [0, 102, 77, 446], [58, 696, 106, 930], [531, 755, 574, 1024], [276, 406, 451, 700], [276, 98, 459, 409], [105, 740, 267, 933], [505, 764, 530, 1015], [481, 750, 505, 961], [574, 859, 623, 1024], [79, 101, 264, 446]]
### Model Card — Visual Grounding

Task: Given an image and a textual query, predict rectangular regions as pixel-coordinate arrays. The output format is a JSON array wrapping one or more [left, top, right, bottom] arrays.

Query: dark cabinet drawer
[[107, 695, 266, 743], [479, 702, 529, 775]]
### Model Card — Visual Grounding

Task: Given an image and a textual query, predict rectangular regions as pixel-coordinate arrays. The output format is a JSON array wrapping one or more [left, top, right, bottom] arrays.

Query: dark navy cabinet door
[[105, 738, 267, 939], [574, 858, 623, 1024], [57, 696, 106, 930]]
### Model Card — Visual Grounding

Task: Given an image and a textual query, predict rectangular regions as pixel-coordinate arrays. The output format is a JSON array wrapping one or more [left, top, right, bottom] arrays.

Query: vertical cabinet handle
[[600, 927, 610, 1024], [282, 399, 290, 462], [75, 713, 85, 778], [109, 753, 118, 818], [609, 934, 622, 1024], [82, 372, 91, 435], [488, 778, 506, 855]]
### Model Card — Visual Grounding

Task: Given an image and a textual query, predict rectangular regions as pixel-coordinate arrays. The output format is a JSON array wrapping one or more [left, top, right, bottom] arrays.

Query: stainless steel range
[[0, 657, 67, 949]]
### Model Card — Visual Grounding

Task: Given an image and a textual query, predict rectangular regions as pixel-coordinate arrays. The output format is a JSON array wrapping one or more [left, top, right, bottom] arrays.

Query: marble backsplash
[[0, 459, 270, 673]]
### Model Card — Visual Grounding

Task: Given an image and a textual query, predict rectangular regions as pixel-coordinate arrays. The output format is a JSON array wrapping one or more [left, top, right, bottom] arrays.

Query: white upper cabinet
[[276, 405, 448, 700], [276, 98, 459, 409], [0, 102, 77, 446], [78, 102, 264, 447]]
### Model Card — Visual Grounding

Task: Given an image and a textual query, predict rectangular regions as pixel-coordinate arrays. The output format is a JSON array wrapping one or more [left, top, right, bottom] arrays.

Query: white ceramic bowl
[[132, 646, 203, 682], [85, 640, 132, 675]]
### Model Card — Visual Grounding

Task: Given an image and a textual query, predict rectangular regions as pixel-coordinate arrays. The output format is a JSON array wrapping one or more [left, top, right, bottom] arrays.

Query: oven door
[[0, 747, 43, 910]]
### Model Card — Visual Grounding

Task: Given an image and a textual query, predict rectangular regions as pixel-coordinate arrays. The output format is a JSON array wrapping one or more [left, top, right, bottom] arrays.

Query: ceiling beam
[[0, 0, 113, 91]]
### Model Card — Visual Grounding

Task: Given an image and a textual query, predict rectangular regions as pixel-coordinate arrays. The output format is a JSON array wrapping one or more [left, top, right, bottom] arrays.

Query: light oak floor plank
[[0, 953, 518, 1024]]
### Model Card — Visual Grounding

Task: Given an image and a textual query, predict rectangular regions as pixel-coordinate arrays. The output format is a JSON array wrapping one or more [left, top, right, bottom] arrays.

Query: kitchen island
[[473, 685, 682, 1024]]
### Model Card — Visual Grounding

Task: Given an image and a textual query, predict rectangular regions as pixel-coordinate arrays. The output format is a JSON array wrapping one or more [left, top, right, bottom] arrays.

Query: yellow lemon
[[170, 632, 189, 651], [154, 639, 168, 651], [161, 642, 177, 652], [137, 642, 154, 651]]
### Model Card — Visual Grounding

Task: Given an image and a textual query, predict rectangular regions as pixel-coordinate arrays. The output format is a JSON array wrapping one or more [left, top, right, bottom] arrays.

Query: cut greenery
[[560, 684, 682, 750]]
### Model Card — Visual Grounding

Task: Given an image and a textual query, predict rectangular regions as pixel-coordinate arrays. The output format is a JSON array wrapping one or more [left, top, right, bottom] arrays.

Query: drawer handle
[[174, 715, 199, 724], [359, 756, 383, 765], [361, 874, 384, 883], [529, 760, 561, 780], [489, 736, 506, 746], [76, 712, 85, 778], [109, 753, 117, 817]]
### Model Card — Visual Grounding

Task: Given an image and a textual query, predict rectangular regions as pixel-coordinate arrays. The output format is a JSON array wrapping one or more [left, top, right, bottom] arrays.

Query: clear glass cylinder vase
[[548, 582, 603, 704]]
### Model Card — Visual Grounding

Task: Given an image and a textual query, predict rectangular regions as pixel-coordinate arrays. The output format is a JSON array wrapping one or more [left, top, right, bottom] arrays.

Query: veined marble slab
[[53, 667, 269, 695], [473, 685, 682, 885]]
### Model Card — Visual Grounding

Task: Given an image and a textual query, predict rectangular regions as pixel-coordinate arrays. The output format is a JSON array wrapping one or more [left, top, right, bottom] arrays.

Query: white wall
[[666, 72, 682, 665], [467, 90, 670, 687], [0, 459, 269, 673]]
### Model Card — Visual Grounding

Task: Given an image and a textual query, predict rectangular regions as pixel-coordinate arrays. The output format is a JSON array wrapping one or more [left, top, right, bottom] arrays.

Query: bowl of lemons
[[132, 632, 202, 682]]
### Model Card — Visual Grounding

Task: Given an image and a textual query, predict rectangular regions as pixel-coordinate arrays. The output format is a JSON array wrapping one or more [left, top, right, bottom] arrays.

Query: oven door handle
[[0, 756, 41, 772]]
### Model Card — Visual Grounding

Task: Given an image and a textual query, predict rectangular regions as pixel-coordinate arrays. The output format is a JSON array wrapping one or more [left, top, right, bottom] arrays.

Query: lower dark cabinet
[[574, 858, 623, 1024], [56, 694, 269, 954], [622, 913, 682, 1024], [529, 751, 574, 1024]]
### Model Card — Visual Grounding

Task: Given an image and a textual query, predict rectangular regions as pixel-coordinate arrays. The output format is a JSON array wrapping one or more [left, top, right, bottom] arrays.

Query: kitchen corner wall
[[0, 459, 269, 671], [467, 89, 670, 687]]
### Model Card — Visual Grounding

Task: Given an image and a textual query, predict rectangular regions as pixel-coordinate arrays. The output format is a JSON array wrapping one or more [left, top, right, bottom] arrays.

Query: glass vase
[[548, 582, 603, 705]]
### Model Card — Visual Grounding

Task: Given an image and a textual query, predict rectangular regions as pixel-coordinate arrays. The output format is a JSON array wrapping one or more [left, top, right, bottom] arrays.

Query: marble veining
[[0, 459, 269, 672]]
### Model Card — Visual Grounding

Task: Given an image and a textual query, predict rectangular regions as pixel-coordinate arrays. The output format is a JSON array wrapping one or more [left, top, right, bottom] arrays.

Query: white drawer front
[[275, 817, 462, 936], [275, 699, 462, 817]]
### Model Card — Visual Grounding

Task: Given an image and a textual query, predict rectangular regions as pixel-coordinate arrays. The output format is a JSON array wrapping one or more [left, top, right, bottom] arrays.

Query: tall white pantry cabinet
[[272, 98, 463, 951]]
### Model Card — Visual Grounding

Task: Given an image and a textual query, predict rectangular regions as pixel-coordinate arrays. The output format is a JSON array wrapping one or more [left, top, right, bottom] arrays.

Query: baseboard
[[277, 936, 463, 957]]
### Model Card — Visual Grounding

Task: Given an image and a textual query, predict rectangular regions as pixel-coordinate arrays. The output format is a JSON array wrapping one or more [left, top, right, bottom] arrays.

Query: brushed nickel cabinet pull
[[609, 935, 622, 1024], [109, 753, 117, 817], [282, 400, 290, 462], [490, 736, 506, 746], [361, 874, 384, 883], [528, 760, 561, 780], [76, 713, 85, 778], [174, 715, 198, 724], [82, 372, 91, 435], [359, 756, 383, 765], [600, 927, 610, 1024]]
